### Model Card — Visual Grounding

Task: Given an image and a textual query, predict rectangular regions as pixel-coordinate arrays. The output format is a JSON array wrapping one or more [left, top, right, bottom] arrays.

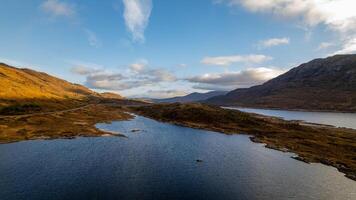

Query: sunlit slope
[[0, 63, 102, 112], [0, 63, 97, 100]]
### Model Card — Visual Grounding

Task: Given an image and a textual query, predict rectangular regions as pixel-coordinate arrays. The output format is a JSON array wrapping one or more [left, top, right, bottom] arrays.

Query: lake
[[0, 116, 355, 200], [226, 107, 356, 129]]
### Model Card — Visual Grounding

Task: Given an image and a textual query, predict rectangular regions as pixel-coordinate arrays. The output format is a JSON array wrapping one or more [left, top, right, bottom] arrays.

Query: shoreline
[[0, 103, 133, 144], [130, 103, 356, 181], [1, 102, 355, 181], [222, 105, 356, 114]]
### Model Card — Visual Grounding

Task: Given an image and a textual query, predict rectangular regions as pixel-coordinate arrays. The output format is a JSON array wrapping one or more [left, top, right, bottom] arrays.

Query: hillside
[[99, 92, 123, 99], [206, 54, 356, 112], [0, 63, 100, 113], [154, 91, 228, 103]]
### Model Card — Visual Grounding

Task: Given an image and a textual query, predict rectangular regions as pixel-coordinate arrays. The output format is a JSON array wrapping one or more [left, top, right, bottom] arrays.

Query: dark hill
[[206, 54, 356, 112], [154, 91, 228, 103]]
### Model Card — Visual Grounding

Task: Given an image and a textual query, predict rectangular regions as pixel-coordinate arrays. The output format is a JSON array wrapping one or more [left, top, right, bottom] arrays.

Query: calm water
[[226, 107, 356, 129], [0, 116, 355, 200]]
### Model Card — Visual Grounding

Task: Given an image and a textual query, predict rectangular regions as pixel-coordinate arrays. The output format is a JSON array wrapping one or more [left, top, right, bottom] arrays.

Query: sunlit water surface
[[226, 107, 356, 129]]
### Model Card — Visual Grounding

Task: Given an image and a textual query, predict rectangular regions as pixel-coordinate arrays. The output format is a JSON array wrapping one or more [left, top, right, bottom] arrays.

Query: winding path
[[0, 104, 93, 119]]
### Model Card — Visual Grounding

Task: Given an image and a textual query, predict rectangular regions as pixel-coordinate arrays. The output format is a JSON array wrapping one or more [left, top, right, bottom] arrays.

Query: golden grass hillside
[[0, 63, 98, 100], [100, 92, 123, 99], [0, 63, 100, 113]]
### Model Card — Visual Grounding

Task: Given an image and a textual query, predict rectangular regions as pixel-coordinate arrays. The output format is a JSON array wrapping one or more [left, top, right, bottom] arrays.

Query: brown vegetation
[[131, 103, 356, 181], [0, 104, 132, 143]]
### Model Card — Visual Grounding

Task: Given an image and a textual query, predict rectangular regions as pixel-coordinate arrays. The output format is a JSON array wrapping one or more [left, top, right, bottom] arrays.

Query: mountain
[[0, 63, 101, 113], [206, 54, 356, 112], [0, 63, 97, 99], [154, 91, 228, 103]]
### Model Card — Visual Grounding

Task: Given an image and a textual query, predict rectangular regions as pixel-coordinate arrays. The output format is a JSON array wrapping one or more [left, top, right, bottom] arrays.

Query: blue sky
[[1, 0, 355, 98]]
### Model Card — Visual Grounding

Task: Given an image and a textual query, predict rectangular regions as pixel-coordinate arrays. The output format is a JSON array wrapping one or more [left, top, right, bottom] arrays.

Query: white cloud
[[217, 0, 356, 55], [144, 69, 177, 82], [179, 64, 187, 67], [201, 54, 272, 66], [40, 0, 75, 18], [187, 67, 286, 90], [316, 42, 334, 51], [69, 61, 103, 75], [218, 0, 355, 29], [130, 63, 146, 72], [334, 38, 356, 54], [259, 37, 290, 48], [122, 0, 152, 43], [85, 29, 101, 48], [129, 59, 148, 72]]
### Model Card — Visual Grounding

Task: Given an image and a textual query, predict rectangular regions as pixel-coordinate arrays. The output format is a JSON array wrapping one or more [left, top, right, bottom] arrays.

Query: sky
[[0, 0, 356, 98]]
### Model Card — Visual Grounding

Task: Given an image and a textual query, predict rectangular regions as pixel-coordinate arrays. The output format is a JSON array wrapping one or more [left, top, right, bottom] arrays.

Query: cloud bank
[[40, 0, 75, 18], [187, 67, 286, 90], [71, 61, 176, 91], [259, 37, 290, 48], [201, 54, 272, 66]]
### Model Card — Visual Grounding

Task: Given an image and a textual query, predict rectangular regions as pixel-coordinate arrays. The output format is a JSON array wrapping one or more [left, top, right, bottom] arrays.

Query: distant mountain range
[[206, 54, 356, 112], [2, 54, 356, 113], [154, 91, 228, 103]]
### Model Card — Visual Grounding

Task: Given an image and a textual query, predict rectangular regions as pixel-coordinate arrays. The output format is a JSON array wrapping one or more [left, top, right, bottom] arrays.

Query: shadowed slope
[[206, 54, 356, 112], [154, 91, 228, 103]]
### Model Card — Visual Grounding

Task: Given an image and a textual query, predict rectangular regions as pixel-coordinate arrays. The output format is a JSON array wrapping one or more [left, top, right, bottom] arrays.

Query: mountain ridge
[[205, 54, 356, 112], [0, 63, 123, 113], [154, 91, 228, 103]]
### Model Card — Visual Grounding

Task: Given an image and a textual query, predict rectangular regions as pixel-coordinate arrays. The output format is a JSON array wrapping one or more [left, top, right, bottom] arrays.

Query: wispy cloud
[[40, 0, 75, 18], [258, 37, 290, 48], [70, 65, 102, 76], [334, 38, 356, 54], [201, 54, 272, 66], [187, 67, 286, 90], [85, 29, 102, 48], [316, 42, 334, 51], [129, 59, 148, 72], [122, 0, 152, 43]]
